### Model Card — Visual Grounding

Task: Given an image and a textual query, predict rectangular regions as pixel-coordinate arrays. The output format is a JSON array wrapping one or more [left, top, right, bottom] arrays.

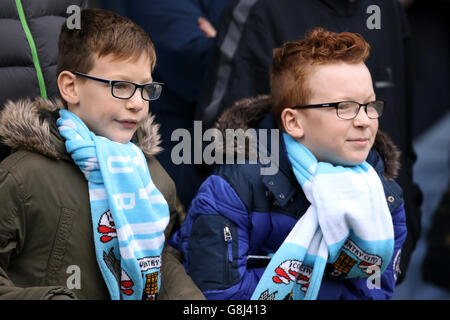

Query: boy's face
[[70, 53, 152, 144], [295, 62, 378, 165]]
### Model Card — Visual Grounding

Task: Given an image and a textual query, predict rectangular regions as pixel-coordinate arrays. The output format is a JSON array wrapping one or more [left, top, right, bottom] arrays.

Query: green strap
[[15, 0, 47, 99]]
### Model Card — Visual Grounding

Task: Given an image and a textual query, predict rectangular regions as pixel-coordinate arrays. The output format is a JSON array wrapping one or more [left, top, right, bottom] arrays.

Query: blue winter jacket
[[170, 96, 407, 300]]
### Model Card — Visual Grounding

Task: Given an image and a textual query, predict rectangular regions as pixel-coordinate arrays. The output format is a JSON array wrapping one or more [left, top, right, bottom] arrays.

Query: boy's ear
[[57, 71, 79, 106], [281, 108, 305, 139]]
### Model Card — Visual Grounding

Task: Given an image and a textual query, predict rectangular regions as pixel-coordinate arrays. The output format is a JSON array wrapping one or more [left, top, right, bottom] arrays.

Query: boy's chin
[[101, 134, 133, 144], [112, 137, 132, 144], [323, 153, 368, 167], [338, 160, 364, 167], [333, 156, 367, 167]]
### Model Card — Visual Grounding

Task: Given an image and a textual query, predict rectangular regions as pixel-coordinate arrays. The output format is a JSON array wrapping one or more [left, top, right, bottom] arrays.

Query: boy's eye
[[338, 102, 355, 110], [112, 82, 135, 98], [114, 82, 132, 90]]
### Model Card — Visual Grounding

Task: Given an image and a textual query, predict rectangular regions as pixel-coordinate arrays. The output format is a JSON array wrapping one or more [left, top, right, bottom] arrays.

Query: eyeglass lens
[[143, 84, 162, 101], [112, 82, 162, 101], [337, 101, 383, 119]]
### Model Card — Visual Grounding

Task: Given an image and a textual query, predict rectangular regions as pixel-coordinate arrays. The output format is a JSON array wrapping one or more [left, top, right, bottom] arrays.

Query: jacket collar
[[258, 112, 300, 207], [0, 98, 163, 160]]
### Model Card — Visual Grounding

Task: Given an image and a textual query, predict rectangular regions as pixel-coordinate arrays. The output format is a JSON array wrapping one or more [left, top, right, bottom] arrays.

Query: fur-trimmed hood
[[0, 98, 163, 161], [213, 95, 401, 180]]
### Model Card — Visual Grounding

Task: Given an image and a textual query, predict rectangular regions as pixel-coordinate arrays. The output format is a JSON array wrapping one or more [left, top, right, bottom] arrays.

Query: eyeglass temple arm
[[72, 72, 111, 84], [292, 103, 336, 109]]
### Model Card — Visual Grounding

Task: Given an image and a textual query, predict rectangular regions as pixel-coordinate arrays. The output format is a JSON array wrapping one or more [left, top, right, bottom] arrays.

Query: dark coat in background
[[0, 0, 88, 160], [422, 183, 450, 291]]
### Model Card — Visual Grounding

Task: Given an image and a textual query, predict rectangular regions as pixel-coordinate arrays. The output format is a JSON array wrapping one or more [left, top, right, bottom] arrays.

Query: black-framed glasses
[[292, 100, 385, 120], [73, 71, 163, 101]]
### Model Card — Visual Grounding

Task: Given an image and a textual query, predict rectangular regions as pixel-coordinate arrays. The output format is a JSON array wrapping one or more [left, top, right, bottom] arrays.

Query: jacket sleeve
[[341, 203, 407, 300], [159, 245, 206, 300], [170, 174, 262, 300], [0, 167, 77, 300], [147, 156, 205, 300]]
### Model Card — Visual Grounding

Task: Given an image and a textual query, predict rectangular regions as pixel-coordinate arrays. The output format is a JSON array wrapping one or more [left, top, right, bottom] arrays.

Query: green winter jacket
[[0, 98, 205, 300]]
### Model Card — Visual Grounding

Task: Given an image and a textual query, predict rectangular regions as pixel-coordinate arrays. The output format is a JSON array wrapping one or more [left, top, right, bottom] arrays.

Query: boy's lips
[[347, 137, 370, 147], [116, 119, 138, 129]]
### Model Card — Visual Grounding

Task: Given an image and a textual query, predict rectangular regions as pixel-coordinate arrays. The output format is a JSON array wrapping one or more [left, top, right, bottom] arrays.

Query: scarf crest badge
[[57, 110, 169, 300]]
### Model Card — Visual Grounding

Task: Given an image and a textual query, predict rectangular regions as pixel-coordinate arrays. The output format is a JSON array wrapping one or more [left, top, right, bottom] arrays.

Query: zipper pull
[[224, 225, 232, 242], [224, 225, 233, 263]]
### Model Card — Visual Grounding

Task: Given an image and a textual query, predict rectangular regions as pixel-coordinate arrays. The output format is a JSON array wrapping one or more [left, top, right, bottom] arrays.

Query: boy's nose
[[353, 107, 372, 127], [126, 88, 146, 111]]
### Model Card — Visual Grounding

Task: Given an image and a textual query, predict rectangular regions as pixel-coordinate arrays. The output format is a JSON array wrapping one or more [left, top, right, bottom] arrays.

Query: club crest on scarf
[[326, 239, 383, 278], [57, 110, 170, 300], [256, 239, 384, 300]]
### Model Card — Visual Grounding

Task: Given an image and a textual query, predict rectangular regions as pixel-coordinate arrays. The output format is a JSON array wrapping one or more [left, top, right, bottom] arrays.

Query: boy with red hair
[[171, 28, 407, 300]]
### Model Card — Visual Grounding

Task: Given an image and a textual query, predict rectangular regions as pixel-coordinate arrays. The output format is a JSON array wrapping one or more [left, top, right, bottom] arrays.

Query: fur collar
[[214, 95, 401, 180], [0, 98, 163, 161]]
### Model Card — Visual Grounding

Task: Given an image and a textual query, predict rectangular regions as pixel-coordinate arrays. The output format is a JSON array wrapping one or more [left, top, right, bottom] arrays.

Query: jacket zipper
[[224, 224, 233, 284], [224, 225, 233, 263]]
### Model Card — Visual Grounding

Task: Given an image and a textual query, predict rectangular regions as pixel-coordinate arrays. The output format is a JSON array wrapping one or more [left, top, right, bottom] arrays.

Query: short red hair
[[270, 27, 370, 129]]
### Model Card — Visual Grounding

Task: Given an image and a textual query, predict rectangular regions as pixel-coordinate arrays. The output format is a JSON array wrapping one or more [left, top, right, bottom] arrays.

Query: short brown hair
[[57, 8, 156, 78], [270, 27, 370, 129]]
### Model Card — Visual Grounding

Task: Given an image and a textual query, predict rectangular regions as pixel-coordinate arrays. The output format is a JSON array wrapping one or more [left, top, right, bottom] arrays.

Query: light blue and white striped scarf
[[57, 110, 169, 300], [251, 133, 394, 300]]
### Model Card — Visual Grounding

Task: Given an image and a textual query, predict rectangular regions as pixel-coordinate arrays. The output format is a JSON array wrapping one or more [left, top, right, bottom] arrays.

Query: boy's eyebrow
[[364, 92, 377, 101], [109, 74, 152, 83], [332, 93, 376, 102]]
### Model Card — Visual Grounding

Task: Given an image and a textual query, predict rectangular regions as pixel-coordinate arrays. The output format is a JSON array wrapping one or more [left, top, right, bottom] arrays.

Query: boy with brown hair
[[171, 27, 407, 300], [0, 8, 203, 300]]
